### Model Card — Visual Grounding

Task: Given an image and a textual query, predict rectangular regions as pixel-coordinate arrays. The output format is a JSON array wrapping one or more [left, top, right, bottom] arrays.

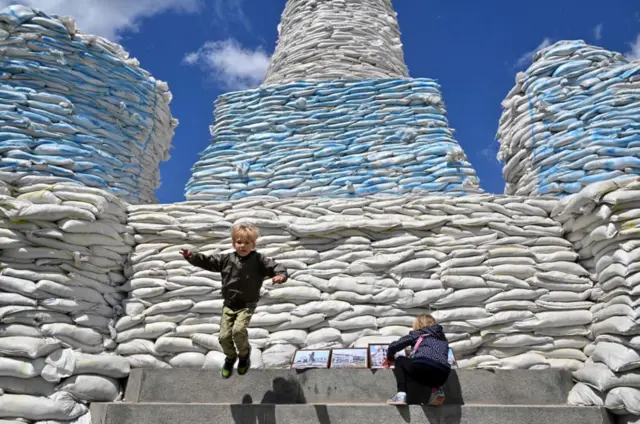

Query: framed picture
[[368, 344, 406, 369], [291, 349, 331, 369], [448, 348, 458, 368], [329, 348, 368, 369]]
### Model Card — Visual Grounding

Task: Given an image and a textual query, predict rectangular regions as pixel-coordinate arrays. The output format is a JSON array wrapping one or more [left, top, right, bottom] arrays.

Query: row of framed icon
[[291, 344, 458, 370]]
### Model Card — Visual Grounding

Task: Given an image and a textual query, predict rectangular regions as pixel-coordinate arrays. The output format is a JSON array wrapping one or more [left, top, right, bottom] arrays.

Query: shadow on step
[[231, 376, 331, 424], [229, 371, 463, 424]]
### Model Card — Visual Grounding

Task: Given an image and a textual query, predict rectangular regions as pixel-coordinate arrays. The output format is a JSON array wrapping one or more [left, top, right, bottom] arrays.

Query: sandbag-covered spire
[[263, 0, 409, 85]]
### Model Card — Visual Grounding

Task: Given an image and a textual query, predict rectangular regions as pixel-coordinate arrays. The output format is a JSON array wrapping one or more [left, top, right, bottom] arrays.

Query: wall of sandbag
[[0, 183, 132, 422], [0, 5, 177, 205], [496, 40, 639, 198], [121, 194, 594, 372], [553, 177, 640, 421], [3, 183, 638, 421], [263, 0, 408, 85], [185, 78, 481, 200]]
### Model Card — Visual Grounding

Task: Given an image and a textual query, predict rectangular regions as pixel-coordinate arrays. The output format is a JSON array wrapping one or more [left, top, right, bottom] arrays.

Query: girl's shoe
[[428, 387, 445, 406], [238, 346, 251, 376], [387, 392, 408, 406], [221, 357, 236, 379]]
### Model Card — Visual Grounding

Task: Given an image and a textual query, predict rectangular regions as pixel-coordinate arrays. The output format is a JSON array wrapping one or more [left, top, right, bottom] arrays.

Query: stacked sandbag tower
[[0, 5, 178, 205], [0, 4, 171, 422], [553, 177, 640, 422], [496, 40, 640, 198], [0, 182, 133, 422], [185, 0, 481, 199]]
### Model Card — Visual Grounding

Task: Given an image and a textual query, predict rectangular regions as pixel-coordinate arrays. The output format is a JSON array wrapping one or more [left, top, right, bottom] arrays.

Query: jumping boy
[[180, 223, 288, 378]]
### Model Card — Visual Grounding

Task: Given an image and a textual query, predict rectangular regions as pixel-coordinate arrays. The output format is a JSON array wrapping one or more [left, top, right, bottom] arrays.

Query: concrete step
[[124, 368, 574, 405], [91, 403, 613, 424]]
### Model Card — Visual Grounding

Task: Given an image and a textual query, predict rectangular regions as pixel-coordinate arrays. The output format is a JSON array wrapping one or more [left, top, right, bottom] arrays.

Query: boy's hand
[[180, 249, 193, 260], [382, 358, 394, 369], [272, 275, 286, 284]]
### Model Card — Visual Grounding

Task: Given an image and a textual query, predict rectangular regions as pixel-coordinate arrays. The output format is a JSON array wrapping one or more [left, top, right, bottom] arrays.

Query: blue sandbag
[[497, 40, 640, 197], [186, 78, 482, 200], [0, 5, 177, 204]]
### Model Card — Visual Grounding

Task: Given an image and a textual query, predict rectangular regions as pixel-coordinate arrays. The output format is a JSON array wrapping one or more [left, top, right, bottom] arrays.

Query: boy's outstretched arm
[[260, 254, 288, 284], [181, 249, 223, 272]]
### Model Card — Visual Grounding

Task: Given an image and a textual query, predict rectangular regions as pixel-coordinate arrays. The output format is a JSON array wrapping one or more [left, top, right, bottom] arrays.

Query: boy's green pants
[[219, 306, 254, 359]]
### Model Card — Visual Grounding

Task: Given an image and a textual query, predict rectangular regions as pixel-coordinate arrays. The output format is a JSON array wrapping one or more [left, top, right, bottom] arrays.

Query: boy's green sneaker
[[221, 357, 236, 379], [237, 346, 251, 376]]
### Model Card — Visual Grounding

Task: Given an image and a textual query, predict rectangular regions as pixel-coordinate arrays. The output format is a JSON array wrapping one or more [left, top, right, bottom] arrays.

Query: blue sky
[[4, 0, 639, 203]]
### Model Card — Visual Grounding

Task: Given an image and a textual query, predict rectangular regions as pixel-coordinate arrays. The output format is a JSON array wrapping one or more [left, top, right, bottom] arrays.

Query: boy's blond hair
[[413, 314, 436, 330], [231, 223, 260, 243]]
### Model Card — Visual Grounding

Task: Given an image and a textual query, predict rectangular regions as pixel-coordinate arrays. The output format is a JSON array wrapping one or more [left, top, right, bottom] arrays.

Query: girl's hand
[[272, 275, 286, 284], [180, 249, 193, 260], [382, 358, 394, 369]]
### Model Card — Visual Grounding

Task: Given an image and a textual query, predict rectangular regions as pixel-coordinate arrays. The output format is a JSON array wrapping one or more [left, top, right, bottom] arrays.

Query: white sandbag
[[116, 323, 176, 343], [267, 330, 307, 346], [266, 287, 322, 301], [352, 335, 399, 348], [329, 316, 377, 331], [0, 337, 60, 359], [568, 383, 606, 407], [457, 355, 499, 369], [72, 352, 130, 378], [592, 342, 640, 372], [270, 314, 326, 331], [573, 362, 619, 392], [592, 316, 640, 338], [262, 344, 297, 368], [0, 357, 45, 379], [40, 324, 103, 349], [174, 324, 220, 337], [203, 351, 226, 370], [499, 352, 548, 369], [116, 339, 159, 356], [56, 374, 121, 402], [291, 301, 353, 317], [155, 337, 207, 354], [306, 328, 342, 346], [432, 307, 491, 322], [514, 311, 592, 330], [190, 334, 222, 352], [0, 392, 87, 420], [380, 326, 413, 337], [0, 376, 55, 396], [544, 358, 584, 371], [450, 336, 483, 353], [606, 387, 640, 415], [126, 354, 172, 369], [168, 352, 206, 368]]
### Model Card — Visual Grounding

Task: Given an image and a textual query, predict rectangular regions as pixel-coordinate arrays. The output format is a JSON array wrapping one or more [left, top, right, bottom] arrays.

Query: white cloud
[[515, 37, 552, 68], [594, 24, 603, 41], [213, 0, 250, 31], [183, 39, 271, 90], [625, 34, 640, 61], [481, 145, 499, 162], [0, 0, 201, 41]]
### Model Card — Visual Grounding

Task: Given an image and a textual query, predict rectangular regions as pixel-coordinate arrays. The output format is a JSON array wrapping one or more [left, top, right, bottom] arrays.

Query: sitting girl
[[383, 314, 451, 406]]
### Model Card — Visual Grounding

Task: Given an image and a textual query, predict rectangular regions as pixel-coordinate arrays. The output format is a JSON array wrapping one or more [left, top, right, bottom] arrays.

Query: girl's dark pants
[[393, 356, 450, 395]]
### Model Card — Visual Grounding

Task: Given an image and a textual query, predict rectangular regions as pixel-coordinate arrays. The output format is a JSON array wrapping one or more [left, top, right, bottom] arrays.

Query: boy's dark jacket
[[186, 251, 288, 309], [387, 324, 451, 370]]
